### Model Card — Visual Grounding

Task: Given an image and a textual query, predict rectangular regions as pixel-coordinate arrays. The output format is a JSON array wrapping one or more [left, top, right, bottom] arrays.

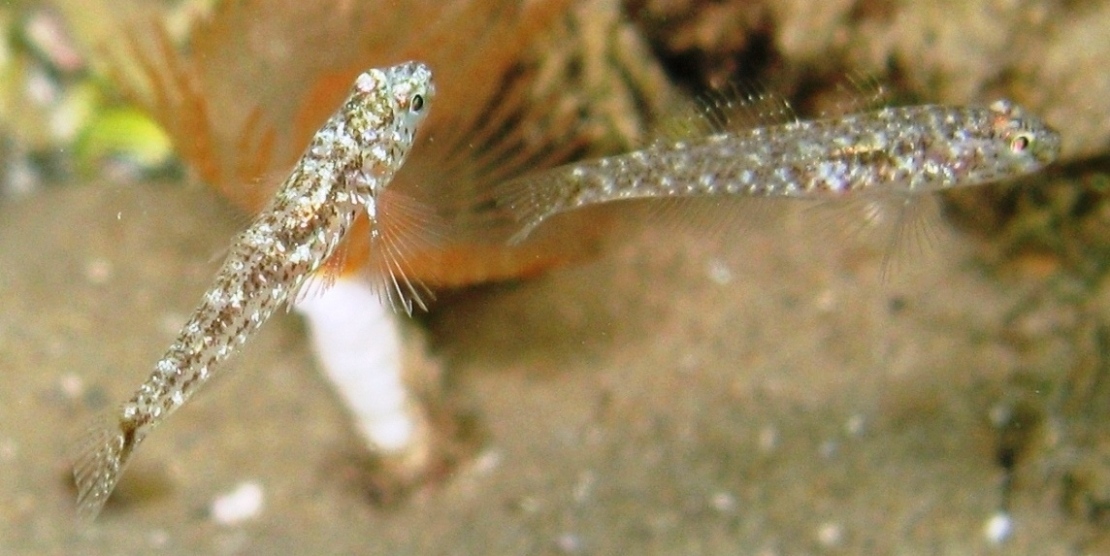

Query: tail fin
[[71, 411, 140, 522], [489, 170, 573, 246]]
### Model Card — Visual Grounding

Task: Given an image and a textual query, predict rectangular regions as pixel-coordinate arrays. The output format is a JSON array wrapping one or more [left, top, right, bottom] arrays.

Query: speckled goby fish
[[497, 99, 1061, 243], [72, 61, 435, 521]]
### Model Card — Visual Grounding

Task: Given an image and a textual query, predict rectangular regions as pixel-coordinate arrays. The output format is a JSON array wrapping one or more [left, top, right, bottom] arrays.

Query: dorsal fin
[[651, 80, 799, 144], [485, 79, 804, 244], [812, 72, 892, 118], [640, 80, 800, 239]]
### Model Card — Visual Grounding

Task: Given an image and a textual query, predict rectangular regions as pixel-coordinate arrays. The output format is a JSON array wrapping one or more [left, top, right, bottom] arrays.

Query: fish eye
[[410, 94, 424, 113], [1010, 132, 1032, 154]]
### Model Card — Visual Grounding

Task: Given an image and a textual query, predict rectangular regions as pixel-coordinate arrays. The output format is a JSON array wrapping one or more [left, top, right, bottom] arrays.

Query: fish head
[[987, 99, 1061, 174], [344, 61, 436, 183]]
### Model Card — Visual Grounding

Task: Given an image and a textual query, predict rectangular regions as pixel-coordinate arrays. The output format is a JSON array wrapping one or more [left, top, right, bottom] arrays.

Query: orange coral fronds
[[107, 0, 647, 289]]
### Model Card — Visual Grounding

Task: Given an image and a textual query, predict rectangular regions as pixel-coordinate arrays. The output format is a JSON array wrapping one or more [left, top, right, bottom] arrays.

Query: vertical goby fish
[[498, 100, 1061, 243], [72, 61, 435, 520]]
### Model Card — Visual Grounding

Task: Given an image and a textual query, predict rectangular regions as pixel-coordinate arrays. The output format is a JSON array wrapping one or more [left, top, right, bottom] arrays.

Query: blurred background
[[0, 0, 1108, 553]]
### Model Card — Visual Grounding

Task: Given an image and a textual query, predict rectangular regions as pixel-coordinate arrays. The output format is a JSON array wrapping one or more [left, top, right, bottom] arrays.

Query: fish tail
[[71, 411, 142, 522], [494, 171, 568, 245]]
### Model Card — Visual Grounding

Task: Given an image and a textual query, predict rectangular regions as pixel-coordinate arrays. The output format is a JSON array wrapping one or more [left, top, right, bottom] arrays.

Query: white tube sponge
[[293, 277, 429, 463]]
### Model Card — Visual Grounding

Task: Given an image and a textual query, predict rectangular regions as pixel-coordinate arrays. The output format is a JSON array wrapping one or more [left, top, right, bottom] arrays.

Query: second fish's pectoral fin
[[803, 191, 953, 283], [876, 194, 952, 283], [366, 187, 446, 315]]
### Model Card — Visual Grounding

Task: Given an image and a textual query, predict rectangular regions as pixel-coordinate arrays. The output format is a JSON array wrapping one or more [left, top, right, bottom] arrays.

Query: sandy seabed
[[2, 180, 1104, 555]]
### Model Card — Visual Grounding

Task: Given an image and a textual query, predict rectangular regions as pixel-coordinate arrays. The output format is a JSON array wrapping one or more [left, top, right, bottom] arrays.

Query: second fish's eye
[[1010, 132, 1032, 154], [410, 94, 424, 113]]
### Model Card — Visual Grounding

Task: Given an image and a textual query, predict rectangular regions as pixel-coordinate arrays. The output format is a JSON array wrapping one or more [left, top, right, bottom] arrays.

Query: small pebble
[[0, 438, 17, 463], [555, 533, 583, 553], [84, 258, 113, 285], [758, 425, 779, 453], [58, 373, 84, 400], [814, 289, 837, 312], [710, 491, 736, 513], [984, 511, 1012, 545], [817, 522, 843, 547], [210, 481, 264, 526], [706, 259, 733, 285], [845, 414, 865, 436], [469, 449, 502, 476], [147, 529, 169, 548], [159, 312, 187, 336], [572, 470, 595, 503]]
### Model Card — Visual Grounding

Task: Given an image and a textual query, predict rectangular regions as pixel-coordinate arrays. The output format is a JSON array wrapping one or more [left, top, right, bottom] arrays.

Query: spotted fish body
[[73, 62, 435, 520], [501, 100, 1061, 242]]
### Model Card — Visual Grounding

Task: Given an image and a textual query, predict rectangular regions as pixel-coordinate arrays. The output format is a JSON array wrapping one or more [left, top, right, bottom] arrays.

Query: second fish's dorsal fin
[[638, 81, 801, 238], [651, 80, 799, 144], [653, 72, 894, 144], [809, 72, 893, 118]]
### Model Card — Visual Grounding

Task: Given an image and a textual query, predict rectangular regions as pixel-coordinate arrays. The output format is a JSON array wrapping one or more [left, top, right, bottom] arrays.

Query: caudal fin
[[490, 170, 572, 245], [71, 412, 137, 522]]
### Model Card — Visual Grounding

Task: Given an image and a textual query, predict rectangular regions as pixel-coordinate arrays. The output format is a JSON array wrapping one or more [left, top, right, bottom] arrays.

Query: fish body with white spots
[[500, 99, 1061, 243], [72, 62, 435, 521]]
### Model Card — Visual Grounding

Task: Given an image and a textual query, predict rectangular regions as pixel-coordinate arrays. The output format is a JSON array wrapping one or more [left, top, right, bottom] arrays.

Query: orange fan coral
[[69, 0, 674, 512], [107, 0, 673, 289]]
